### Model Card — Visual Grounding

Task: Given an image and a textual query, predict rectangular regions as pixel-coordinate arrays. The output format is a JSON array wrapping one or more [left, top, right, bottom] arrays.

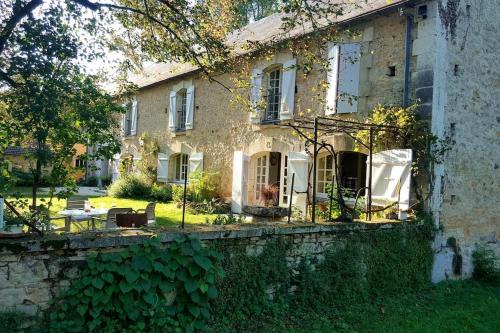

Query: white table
[[57, 208, 108, 231]]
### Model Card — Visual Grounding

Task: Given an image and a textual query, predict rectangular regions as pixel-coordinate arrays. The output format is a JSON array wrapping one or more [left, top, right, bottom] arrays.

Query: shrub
[[108, 174, 152, 199], [49, 236, 223, 333], [188, 199, 230, 215], [472, 245, 499, 283], [210, 213, 244, 225], [172, 184, 189, 203], [11, 169, 51, 187], [150, 183, 172, 202], [188, 171, 221, 202]]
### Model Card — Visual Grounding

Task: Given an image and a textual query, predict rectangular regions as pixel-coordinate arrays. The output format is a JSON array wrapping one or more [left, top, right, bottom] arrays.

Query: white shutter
[[130, 99, 138, 135], [157, 153, 169, 182], [280, 58, 297, 121], [185, 86, 195, 130], [112, 154, 120, 182], [231, 151, 249, 213], [288, 152, 309, 192], [189, 152, 203, 173], [337, 43, 361, 114], [120, 102, 126, 135], [168, 91, 177, 131], [367, 149, 412, 216], [250, 68, 263, 124], [325, 43, 340, 115]]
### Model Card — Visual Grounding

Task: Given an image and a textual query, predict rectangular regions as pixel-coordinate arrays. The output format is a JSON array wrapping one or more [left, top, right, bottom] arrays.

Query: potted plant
[[2, 213, 25, 234]]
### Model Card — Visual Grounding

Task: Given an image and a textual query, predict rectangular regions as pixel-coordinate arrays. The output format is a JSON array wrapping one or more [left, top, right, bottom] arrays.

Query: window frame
[[317, 154, 334, 197], [173, 153, 189, 182], [262, 66, 282, 123], [176, 89, 187, 131]]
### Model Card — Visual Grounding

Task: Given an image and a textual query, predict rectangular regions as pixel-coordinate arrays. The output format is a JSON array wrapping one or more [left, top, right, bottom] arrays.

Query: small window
[[263, 67, 282, 123], [174, 154, 189, 181], [75, 158, 86, 168], [124, 103, 133, 135], [176, 89, 187, 131], [317, 155, 334, 195]]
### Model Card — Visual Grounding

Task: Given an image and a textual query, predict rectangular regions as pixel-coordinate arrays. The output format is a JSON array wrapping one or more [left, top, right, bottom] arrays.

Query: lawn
[[259, 281, 500, 333], [5, 187, 219, 230]]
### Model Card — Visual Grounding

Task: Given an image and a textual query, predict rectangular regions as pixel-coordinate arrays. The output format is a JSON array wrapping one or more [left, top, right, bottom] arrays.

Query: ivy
[[49, 235, 223, 333], [209, 221, 434, 332]]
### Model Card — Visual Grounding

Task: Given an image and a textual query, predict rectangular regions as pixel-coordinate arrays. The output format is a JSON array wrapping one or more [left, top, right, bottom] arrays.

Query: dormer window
[[176, 88, 187, 131], [263, 67, 282, 123]]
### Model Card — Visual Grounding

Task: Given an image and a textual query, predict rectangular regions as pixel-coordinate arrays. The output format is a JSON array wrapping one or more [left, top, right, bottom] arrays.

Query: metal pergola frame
[[286, 116, 403, 223]]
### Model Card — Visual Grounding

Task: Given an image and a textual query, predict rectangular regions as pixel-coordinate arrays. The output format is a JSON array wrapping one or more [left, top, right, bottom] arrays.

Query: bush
[[472, 245, 499, 283], [11, 169, 51, 187], [108, 174, 152, 199], [172, 184, 189, 203], [188, 171, 221, 202], [49, 236, 223, 332], [150, 183, 172, 202], [210, 213, 244, 225], [189, 198, 230, 215]]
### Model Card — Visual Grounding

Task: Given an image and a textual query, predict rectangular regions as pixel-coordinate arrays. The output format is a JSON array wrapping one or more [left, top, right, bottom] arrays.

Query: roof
[[131, 0, 410, 89], [3, 146, 36, 156]]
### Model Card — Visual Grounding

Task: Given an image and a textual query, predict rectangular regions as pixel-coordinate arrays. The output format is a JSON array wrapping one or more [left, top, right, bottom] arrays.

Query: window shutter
[[250, 68, 263, 124], [337, 43, 361, 114], [168, 91, 177, 131], [231, 151, 249, 213], [112, 154, 120, 182], [280, 58, 297, 120], [325, 43, 340, 115], [157, 153, 169, 182], [367, 149, 412, 216], [185, 86, 195, 130], [130, 99, 138, 136], [287, 152, 309, 192], [189, 152, 203, 173]]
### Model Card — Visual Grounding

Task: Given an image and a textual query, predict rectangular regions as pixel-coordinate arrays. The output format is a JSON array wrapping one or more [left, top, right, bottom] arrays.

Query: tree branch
[[0, 0, 43, 55]]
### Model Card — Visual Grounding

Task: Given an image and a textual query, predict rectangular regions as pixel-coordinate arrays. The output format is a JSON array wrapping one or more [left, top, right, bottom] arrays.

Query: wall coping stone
[[0, 221, 418, 255]]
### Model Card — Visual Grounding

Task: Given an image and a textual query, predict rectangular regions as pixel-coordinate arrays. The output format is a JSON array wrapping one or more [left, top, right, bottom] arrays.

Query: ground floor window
[[173, 154, 189, 181], [317, 154, 334, 195]]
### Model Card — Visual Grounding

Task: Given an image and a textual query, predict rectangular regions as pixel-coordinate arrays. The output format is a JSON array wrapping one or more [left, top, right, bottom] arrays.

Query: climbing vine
[[49, 235, 223, 333], [355, 104, 452, 208]]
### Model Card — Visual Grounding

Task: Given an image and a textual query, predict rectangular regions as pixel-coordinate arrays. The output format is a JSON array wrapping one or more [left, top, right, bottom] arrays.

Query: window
[[174, 154, 189, 181], [124, 102, 132, 135], [74, 158, 86, 168], [263, 68, 281, 122], [176, 89, 187, 131], [317, 155, 334, 195]]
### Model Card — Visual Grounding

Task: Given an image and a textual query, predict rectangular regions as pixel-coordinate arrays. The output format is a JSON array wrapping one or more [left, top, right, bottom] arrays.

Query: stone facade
[[0, 222, 408, 316], [115, 0, 499, 279], [118, 9, 410, 216], [427, 0, 500, 280]]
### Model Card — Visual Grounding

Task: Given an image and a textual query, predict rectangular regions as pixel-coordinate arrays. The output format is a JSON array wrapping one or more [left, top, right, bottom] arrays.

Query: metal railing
[[261, 91, 281, 123]]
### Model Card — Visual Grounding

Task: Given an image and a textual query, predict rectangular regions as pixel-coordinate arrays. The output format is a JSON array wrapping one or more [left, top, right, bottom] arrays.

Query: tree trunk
[[32, 159, 42, 209]]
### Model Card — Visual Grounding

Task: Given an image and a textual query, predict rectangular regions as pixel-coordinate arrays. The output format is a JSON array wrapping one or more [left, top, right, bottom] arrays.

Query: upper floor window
[[74, 158, 86, 168], [121, 98, 138, 136], [263, 67, 282, 123], [173, 153, 189, 182], [176, 89, 187, 131]]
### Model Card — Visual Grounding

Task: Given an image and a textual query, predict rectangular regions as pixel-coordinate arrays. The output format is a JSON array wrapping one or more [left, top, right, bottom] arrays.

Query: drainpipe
[[402, 12, 413, 107]]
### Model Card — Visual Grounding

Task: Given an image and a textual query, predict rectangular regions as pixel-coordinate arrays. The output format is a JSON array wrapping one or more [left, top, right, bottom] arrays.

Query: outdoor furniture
[[116, 212, 147, 228], [136, 202, 157, 225], [57, 208, 108, 231], [91, 207, 133, 229]]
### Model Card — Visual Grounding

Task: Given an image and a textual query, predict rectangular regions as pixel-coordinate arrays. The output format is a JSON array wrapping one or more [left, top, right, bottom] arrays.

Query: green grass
[[260, 281, 500, 333], [5, 187, 219, 230]]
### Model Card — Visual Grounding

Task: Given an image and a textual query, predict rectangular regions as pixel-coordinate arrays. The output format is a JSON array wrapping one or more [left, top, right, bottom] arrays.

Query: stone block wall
[[0, 222, 410, 316]]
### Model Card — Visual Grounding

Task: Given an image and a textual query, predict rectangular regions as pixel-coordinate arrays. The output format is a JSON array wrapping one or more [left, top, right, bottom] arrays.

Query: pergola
[[286, 116, 403, 223]]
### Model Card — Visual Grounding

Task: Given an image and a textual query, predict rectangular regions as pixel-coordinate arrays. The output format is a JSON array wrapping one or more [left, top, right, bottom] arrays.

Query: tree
[[0, 4, 122, 209], [0, 0, 346, 87]]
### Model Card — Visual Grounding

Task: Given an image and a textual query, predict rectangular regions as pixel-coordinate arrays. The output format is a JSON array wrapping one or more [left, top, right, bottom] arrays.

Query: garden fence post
[[287, 173, 295, 224]]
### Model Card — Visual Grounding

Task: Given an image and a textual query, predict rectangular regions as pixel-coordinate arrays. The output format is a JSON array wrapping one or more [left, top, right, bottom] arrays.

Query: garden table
[[57, 208, 108, 231]]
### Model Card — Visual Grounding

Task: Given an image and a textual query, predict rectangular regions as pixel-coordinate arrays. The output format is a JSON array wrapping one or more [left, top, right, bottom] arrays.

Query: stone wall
[[0, 222, 414, 316], [423, 0, 500, 280]]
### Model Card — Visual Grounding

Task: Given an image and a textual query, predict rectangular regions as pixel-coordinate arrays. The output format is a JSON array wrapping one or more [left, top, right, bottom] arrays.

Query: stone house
[[116, 0, 499, 279]]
